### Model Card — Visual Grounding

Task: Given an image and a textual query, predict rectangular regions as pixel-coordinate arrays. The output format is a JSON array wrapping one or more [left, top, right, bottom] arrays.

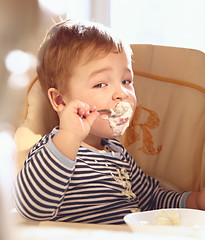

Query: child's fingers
[[77, 102, 88, 118], [76, 101, 96, 118], [86, 110, 99, 126], [89, 105, 97, 112], [77, 101, 96, 118], [83, 105, 98, 118]]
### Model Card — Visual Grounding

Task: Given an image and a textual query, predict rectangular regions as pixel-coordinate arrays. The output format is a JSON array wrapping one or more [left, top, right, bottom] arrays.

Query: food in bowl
[[156, 209, 180, 225], [124, 208, 205, 237]]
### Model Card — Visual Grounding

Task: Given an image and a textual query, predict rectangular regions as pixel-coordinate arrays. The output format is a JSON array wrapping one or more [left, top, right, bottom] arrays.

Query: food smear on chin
[[109, 102, 133, 137]]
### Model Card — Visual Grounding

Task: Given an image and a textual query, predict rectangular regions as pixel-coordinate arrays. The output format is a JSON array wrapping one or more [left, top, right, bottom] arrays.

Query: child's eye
[[122, 80, 132, 85], [94, 83, 107, 88]]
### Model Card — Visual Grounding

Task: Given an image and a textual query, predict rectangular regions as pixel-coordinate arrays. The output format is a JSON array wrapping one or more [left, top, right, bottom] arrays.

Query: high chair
[[14, 44, 205, 192]]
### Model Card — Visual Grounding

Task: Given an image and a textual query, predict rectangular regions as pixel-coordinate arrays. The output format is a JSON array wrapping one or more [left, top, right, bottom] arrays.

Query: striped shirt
[[13, 127, 189, 224]]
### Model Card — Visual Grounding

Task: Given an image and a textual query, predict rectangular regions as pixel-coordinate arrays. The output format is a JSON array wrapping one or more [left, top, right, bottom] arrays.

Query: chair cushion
[[119, 44, 205, 191]]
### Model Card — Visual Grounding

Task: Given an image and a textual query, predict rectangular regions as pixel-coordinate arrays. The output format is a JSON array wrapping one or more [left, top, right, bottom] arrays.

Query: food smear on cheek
[[109, 102, 133, 137]]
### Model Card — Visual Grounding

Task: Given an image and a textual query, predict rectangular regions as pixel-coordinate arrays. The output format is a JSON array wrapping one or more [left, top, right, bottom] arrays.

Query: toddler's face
[[63, 50, 137, 139]]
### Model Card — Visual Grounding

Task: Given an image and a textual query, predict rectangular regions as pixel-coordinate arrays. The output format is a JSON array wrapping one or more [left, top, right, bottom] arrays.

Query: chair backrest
[[15, 44, 205, 192], [119, 44, 205, 192], [14, 78, 58, 173]]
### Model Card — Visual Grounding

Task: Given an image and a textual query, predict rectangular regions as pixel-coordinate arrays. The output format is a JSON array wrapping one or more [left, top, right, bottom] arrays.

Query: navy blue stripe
[[22, 169, 59, 206], [28, 161, 62, 197], [16, 174, 53, 215], [43, 147, 72, 174], [32, 154, 66, 192], [24, 165, 60, 203], [38, 150, 69, 185]]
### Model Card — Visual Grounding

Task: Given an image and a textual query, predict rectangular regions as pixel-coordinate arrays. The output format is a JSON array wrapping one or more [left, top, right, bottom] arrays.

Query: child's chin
[[91, 120, 113, 137], [91, 120, 129, 139], [101, 130, 123, 139]]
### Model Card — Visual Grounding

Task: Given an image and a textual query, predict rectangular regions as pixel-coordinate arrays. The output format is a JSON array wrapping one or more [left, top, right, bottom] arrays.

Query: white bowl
[[124, 208, 205, 238]]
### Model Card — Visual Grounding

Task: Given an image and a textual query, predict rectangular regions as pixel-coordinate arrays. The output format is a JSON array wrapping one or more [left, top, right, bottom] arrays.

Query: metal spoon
[[98, 109, 125, 117], [97, 109, 112, 114]]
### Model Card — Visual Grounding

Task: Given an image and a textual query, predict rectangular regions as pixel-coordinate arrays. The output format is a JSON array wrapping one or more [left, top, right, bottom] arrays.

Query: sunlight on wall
[[66, 0, 90, 20], [110, 0, 205, 53], [5, 50, 35, 89], [38, 0, 90, 20], [38, 0, 68, 15], [5, 50, 33, 74]]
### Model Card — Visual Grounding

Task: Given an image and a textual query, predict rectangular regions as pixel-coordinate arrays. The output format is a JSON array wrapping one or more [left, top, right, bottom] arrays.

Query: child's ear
[[48, 88, 66, 112]]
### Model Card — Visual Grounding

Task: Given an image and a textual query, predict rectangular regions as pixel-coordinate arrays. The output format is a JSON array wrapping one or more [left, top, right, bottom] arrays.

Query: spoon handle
[[97, 109, 112, 114]]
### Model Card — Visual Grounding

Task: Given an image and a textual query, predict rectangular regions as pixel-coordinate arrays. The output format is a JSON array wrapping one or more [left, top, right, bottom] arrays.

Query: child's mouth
[[98, 102, 133, 137], [115, 117, 129, 125], [108, 102, 133, 137]]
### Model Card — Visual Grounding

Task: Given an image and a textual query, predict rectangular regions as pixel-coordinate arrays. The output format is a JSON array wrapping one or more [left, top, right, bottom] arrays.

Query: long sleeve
[[129, 153, 190, 211], [13, 132, 76, 221], [13, 136, 190, 224]]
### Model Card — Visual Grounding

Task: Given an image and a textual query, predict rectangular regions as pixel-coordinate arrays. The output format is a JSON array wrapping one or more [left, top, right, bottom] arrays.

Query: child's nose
[[113, 86, 128, 101]]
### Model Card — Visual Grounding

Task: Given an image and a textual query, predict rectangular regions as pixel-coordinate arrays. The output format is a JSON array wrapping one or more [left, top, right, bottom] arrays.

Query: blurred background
[[0, 0, 204, 239], [0, 0, 204, 133]]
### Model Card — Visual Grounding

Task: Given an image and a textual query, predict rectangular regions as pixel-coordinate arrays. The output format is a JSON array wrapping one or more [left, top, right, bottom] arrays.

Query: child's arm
[[13, 100, 99, 221], [186, 188, 205, 210], [52, 100, 99, 160], [13, 133, 76, 221], [129, 153, 204, 211]]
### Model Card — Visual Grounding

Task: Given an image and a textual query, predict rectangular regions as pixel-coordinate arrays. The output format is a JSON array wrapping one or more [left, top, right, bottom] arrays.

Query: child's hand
[[186, 187, 205, 210], [52, 100, 99, 161], [195, 187, 205, 210], [58, 100, 99, 142]]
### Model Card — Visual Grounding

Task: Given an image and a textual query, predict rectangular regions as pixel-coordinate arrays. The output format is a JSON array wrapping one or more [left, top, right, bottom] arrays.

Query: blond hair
[[37, 19, 132, 97]]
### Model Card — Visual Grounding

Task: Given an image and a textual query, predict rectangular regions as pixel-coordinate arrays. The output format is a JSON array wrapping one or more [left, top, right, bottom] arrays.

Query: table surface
[[14, 209, 130, 231], [13, 211, 134, 240], [13, 210, 205, 240]]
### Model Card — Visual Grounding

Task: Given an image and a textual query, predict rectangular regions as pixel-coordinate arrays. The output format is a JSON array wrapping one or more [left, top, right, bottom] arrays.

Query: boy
[[13, 20, 205, 224]]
